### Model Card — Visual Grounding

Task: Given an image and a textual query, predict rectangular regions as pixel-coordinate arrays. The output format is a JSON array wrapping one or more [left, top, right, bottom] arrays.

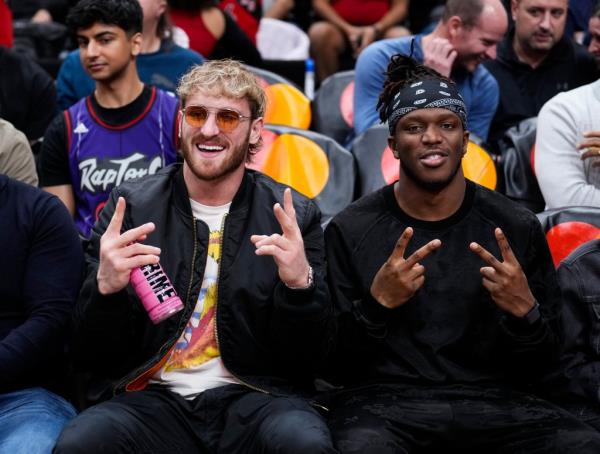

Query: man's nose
[[539, 11, 552, 30], [85, 40, 100, 57], [422, 125, 442, 143], [484, 44, 497, 60], [200, 112, 220, 137]]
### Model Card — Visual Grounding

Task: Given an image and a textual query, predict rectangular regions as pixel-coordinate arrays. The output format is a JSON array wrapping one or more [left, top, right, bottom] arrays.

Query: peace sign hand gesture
[[250, 188, 311, 289], [469, 228, 536, 318], [96, 197, 161, 296], [370, 227, 441, 309]]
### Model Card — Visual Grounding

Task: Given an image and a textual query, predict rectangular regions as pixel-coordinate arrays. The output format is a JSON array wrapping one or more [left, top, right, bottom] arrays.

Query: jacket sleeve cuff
[[351, 295, 394, 339], [357, 295, 394, 324], [84, 278, 131, 316], [274, 281, 328, 320], [500, 313, 544, 339]]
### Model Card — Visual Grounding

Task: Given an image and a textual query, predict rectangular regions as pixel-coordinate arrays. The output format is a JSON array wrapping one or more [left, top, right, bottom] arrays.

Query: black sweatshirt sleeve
[[497, 217, 561, 379], [40, 112, 70, 187], [0, 194, 83, 389]]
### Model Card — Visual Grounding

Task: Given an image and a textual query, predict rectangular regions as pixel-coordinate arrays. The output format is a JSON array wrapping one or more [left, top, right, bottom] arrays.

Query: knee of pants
[[1, 387, 76, 420], [547, 428, 600, 454], [332, 425, 408, 454], [257, 409, 336, 454], [0, 387, 76, 453], [54, 406, 135, 454]]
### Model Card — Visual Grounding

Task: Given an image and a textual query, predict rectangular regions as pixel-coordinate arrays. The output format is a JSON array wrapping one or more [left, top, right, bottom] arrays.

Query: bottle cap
[[305, 58, 315, 72]]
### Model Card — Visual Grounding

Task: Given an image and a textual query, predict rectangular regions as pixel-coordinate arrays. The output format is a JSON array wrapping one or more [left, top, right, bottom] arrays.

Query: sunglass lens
[[186, 106, 208, 127], [216, 110, 240, 132]]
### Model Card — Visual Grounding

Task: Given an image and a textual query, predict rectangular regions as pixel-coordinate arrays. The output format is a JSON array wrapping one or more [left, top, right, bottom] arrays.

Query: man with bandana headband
[[322, 54, 600, 453]]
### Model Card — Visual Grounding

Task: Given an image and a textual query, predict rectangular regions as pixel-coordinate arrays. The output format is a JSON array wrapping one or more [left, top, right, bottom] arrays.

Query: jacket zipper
[[214, 213, 270, 395], [117, 212, 327, 410], [116, 218, 199, 394]]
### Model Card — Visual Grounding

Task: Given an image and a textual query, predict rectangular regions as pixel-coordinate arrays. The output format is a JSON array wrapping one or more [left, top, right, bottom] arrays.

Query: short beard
[[182, 130, 250, 182], [400, 156, 463, 193]]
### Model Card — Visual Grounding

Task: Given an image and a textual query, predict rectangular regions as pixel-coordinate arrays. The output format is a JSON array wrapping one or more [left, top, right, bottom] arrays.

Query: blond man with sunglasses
[[54, 59, 337, 454]]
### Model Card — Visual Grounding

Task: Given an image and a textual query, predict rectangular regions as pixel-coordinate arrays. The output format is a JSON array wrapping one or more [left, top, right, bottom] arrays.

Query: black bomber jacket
[[73, 164, 332, 400]]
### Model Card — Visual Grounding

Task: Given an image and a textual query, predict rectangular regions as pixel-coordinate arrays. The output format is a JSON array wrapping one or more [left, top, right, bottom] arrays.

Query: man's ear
[[388, 136, 400, 159], [462, 130, 470, 157], [157, 0, 167, 16], [131, 32, 143, 57], [446, 15, 463, 40], [511, 0, 519, 21], [249, 117, 264, 145]]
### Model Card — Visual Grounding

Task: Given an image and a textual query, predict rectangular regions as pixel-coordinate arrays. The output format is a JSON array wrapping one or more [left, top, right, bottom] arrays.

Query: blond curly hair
[[177, 60, 267, 119]]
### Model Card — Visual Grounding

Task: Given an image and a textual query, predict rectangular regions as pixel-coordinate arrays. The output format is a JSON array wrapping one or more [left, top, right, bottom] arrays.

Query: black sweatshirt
[[324, 180, 561, 388]]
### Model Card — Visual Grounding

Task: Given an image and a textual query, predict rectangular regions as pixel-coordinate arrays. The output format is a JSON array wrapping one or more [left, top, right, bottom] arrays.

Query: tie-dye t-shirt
[[150, 198, 240, 398]]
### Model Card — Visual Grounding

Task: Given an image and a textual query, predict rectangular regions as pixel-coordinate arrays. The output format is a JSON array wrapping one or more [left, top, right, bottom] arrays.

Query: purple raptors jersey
[[67, 87, 179, 237]]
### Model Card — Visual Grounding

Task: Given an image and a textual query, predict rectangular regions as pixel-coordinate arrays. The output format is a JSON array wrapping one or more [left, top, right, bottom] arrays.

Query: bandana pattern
[[387, 79, 468, 134]]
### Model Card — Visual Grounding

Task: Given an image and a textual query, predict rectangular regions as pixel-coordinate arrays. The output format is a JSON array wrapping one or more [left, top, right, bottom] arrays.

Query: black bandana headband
[[387, 79, 468, 134]]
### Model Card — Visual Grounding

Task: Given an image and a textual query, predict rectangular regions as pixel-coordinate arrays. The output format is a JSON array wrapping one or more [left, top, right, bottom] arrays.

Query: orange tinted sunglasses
[[181, 105, 251, 132]]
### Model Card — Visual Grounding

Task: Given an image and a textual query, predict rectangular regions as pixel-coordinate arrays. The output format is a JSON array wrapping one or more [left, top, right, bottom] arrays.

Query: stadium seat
[[311, 70, 355, 146], [351, 124, 497, 197], [246, 65, 311, 129], [248, 125, 355, 225], [495, 117, 545, 213], [536, 206, 600, 267]]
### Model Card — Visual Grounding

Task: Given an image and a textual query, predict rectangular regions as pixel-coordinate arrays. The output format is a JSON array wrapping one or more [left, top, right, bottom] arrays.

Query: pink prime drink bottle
[[130, 262, 184, 324]]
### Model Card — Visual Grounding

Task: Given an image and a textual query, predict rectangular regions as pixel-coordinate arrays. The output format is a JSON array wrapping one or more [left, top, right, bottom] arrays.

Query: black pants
[[325, 384, 600, 454], [552, 397, 600, 432], [54, 384, 336, 453]]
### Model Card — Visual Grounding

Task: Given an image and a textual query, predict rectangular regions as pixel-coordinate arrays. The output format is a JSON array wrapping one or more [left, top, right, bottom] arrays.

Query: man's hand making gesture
[[469, 228, 536, 318], [370, 227, 441, 309], [96, 197, 161, 296], [251, 188, 312, 289]]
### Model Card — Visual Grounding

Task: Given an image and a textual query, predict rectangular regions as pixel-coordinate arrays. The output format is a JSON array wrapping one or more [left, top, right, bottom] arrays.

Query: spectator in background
[[308, 0, 410, 82], [589, 2, 600, 68], [41, 0, 179, 238], [0, 46, 56, 150], [168, 0, 263, 66], [484, 0, 598, 144], [0, 174, 83, 453], [219, 0, 261, 43], [535, 78, 600, 208], [0, 119, 38, 186], [542, 238, 600, 431], [565, 0, 595, 42], [354, 0, 507, 141], [55, 0, 203, 110]]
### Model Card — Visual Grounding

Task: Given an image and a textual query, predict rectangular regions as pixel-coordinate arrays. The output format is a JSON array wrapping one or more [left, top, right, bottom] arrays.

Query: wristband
[[285, 266, 314, 290], [523, 301, 541, 325]]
